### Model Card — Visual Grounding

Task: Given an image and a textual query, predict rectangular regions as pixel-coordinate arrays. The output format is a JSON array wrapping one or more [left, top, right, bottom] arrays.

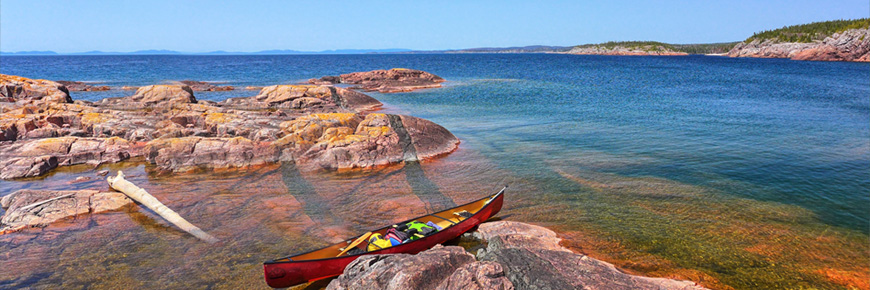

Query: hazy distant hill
[[0, 51, 58, 55], [1, 49, 413, 56]]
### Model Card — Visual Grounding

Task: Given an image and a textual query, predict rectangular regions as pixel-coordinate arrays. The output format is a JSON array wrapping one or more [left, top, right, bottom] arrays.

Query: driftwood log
[[107, 171, 218, 243]]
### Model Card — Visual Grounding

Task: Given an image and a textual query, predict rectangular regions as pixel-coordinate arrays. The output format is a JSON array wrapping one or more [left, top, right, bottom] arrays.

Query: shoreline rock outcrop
[[0, 74, 72, 104], [55, 81, 110, 92], [0, 189, 133, 234], [327, 221, 708, 290], [175, 80, 234, 91], [1, 71, 458, 179], [726, 28, 870, 62], [309, 68, 446, 93]]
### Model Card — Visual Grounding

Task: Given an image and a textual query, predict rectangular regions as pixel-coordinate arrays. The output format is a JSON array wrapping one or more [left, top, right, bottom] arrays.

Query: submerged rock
[[474, 221, 708, 290], [0, 189, 133, 234], [311, 68, 446, 93], [330, 221, 707, 290]]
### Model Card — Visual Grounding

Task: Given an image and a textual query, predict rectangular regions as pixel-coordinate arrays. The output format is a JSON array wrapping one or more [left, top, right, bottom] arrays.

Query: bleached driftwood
[[107, 171, 218, 243], [18, 193, 75, 211]]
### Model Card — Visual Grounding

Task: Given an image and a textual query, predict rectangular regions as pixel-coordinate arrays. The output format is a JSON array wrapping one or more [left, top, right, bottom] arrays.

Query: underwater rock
[[0, 189, 132, 234], [474, 221, 708, 290]]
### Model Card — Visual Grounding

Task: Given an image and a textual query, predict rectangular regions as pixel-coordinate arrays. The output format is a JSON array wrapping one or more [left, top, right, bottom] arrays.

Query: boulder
[[0, 155, 58, 179], [326, 245, 511, 290], [130, 85, 197, 105], [275, 113, 458, 170], [0, 189, 132, 234], [0, 74, 72, 103], [400, 115, 460, 160], [435, 261, 514, 290]]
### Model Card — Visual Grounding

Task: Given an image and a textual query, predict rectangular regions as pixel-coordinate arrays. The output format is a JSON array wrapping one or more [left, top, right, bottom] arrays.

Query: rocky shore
[[565, 43, 688, 56], [726, 28, 870, 62], [0, 71, 458, 180], [326, 221, 708, 290]]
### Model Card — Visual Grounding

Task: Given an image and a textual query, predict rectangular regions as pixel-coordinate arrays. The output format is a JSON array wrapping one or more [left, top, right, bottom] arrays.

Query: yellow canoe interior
[[273, 192, 499, 262]]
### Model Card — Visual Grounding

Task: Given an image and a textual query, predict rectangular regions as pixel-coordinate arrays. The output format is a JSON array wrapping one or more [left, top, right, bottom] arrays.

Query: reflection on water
[[403, 161, 456, 211]]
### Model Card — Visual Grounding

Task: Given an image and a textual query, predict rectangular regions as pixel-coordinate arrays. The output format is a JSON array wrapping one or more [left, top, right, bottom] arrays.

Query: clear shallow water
[[1, 54, 868, 289]]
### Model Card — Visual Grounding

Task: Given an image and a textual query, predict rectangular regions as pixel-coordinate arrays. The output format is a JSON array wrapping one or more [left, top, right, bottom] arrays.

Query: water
[[1, 54, 868, 289]]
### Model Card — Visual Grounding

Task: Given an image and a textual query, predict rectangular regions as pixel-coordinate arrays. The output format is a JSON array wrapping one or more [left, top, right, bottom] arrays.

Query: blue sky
[[1, 0, 868, 52]]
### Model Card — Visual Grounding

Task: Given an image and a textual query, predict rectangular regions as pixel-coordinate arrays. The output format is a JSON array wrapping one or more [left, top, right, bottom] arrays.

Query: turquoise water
[[1, 54, 868, 289]]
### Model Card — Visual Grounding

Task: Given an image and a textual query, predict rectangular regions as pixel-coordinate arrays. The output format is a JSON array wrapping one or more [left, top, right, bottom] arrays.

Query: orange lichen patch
[[357, 126, 392, 137], [279, 113, 363, 144], [317, 127, 354, 142], [323, 134, 369, 148], [80, 112, 111, 125], [203, 112, 240, 124], [816, 268, 869, 290], [308, 113, 359, 124]]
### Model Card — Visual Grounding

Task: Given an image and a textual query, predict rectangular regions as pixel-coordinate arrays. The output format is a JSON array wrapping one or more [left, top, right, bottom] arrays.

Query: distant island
[[3, 19, 867, 61]]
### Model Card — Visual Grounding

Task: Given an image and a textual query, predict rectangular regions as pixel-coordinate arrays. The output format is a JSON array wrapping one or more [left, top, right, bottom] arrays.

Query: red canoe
[[263, 186, 506, 288]]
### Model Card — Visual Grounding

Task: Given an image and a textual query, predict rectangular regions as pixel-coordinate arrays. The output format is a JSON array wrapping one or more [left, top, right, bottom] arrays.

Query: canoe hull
[[263, 191, 504, 288]]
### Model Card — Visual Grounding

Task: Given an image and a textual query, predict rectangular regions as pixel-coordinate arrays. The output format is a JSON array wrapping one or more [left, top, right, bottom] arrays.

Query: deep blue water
[[3, 54, 866, 232]]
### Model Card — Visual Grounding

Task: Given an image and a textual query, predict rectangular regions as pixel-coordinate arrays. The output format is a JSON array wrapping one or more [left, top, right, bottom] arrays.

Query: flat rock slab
[[310, 68, 446, 93], [0, 189, 133, 234], [475, 221, 708, 290], [329, 221, 707, 290]]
